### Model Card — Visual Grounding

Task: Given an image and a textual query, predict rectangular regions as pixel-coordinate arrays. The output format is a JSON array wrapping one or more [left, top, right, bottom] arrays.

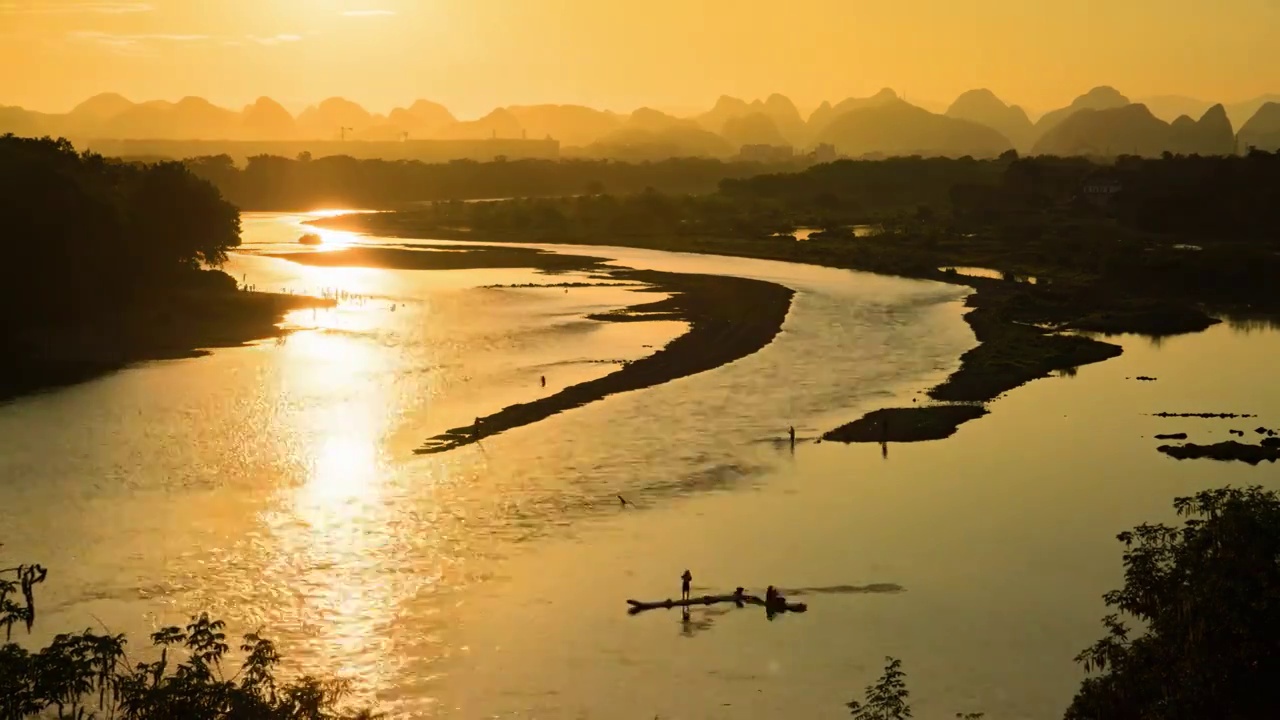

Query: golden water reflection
[[258, 326, 405, 694], [292, 210, 372, 251]]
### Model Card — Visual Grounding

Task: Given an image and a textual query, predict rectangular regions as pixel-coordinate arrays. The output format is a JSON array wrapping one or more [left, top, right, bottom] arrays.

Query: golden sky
[[3, 0, 1278, 117]]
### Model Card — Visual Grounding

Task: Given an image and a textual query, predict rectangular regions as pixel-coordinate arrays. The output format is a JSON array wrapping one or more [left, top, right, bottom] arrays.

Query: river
[[1, 211, 1277, 719]]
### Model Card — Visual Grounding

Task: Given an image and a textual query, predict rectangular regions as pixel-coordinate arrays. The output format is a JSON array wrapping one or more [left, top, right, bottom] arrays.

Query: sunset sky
[[3, 0, 1278, 117]]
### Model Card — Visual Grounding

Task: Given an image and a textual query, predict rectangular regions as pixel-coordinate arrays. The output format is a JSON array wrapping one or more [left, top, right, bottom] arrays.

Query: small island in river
[[266, 243, 794, 453], [311, 151, 1280, 444]]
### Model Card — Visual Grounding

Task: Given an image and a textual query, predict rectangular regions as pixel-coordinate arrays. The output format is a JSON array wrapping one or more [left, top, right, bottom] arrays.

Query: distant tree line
[[182, 154, 809, 210], [0, 135, 240, 322], [389, 150, 1280, 306]]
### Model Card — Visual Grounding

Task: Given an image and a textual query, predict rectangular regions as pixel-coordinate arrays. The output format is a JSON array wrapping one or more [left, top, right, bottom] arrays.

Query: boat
[[298, 232, 323, 245], [625, 593, 807, 614]]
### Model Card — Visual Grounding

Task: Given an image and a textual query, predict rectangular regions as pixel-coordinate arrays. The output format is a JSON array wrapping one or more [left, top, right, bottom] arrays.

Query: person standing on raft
[[681, 570, 693, 601]]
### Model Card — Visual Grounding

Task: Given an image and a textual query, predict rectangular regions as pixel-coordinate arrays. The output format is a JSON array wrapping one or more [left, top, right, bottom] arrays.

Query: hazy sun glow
[[292, 214, 362, 250], [1, 0, 1276, 115], [307, 433, 378, 504]]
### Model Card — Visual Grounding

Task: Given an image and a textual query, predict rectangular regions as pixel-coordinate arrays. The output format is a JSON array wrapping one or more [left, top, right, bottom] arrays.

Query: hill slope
[[816, 99, 1013, 158], [946, 89, 1035, 150]]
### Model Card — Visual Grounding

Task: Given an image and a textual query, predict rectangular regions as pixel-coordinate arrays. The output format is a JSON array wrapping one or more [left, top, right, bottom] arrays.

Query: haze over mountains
[[3, 87, 1279, 160]]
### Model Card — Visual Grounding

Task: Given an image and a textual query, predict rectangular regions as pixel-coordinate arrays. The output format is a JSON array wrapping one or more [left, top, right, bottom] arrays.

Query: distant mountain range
[[3, 87, 1279, 159], [1033, 104, 1235, 157]]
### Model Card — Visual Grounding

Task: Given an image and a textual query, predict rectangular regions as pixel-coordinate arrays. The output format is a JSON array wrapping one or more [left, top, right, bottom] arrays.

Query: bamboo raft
[[626, 593, 808, 615]]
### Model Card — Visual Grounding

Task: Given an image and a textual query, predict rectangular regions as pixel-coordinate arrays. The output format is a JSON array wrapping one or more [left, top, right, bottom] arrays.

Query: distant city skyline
[[2, 0, 1278, 119]]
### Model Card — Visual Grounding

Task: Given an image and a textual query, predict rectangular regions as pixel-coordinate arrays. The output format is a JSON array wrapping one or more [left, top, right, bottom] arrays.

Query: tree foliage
[[848, 657, 912, 720], [1, 549, 376, 720], [0, 135, 241, 319], [1067, 486, 1280, 720], [183, 153, 804, 210]]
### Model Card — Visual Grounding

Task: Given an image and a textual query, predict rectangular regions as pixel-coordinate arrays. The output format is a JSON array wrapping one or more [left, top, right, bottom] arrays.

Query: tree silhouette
[[1067, 486, 1280, 719]]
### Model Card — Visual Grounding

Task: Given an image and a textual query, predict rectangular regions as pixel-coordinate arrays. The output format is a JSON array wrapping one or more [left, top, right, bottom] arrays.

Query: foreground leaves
[[2, 551, 376, 720], [1067, 486, 1280, 720]]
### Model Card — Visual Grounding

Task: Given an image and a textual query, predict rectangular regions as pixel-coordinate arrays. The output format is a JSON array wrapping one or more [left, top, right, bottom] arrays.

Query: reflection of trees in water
[[1224, 315, 1280, 334], [1054, 365, 1080, 378]]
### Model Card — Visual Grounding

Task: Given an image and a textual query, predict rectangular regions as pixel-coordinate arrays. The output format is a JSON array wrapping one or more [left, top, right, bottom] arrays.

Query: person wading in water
[[681, 570, 693, 601]]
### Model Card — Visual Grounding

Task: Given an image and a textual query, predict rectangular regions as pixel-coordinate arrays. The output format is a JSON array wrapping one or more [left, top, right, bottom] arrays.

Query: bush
[[1, 548, 377, 720], [1067, 486, 1280, 720]]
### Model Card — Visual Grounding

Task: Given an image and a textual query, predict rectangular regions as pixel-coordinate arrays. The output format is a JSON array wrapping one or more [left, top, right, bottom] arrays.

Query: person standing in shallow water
[[788, 426, 795, 445], [540, 375, 546, 388], [681, 570, 693, 601]]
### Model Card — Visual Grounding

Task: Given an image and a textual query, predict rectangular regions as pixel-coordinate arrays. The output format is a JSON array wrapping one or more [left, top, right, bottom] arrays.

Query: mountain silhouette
[[945, 89, 1034, 150], [721, 112, 788, 147], [296, 97, 376, 139], [436, 108, 523, 139], [1032, 103, 1234, 157], [3, 90, 1277, 156], [1033, 86, 1131, 140], [369, 100, 457, 140], [69, 92, 135, 123], [815, 99, 1012, 158], [625, 107, 700, 133], [393, 99, 456, 133], [241, 97, 297, 139], [696, 94, 805, 145], [584, 109, 733, 159], [1138, 95, 1214, 123], [807, 88, 901, 138], [504, 104, 622, 146], [1172, 104, 1234, 155], [1227, 95, 1280, 133], [759, 94, 806, 144], [1239, 102, 1280, 151], [0, 105, 51, 137], [96, 96, 239, 139], [697, 95, 753, 132]]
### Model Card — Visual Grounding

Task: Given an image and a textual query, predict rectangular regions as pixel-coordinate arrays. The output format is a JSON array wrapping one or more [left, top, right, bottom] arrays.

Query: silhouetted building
[[1078, 174, 1123, 206], [808, 143, 838, 163], [738, 144, 794, 162]]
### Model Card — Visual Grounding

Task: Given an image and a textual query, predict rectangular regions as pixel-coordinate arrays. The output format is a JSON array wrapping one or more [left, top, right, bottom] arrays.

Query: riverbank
[[269, 244, 794, 453], [0, 288, 333, 402], [309, 213, 1145, 441]]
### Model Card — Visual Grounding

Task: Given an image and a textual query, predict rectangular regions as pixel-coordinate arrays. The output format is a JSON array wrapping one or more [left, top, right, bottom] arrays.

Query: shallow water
[[939, 265, 1040, 285], [2, 213, 1277, 719]]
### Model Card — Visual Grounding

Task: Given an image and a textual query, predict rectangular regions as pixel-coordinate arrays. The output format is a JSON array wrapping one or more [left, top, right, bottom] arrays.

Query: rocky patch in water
[[1157, 441, 1280, 465], [1152, 412, 1257, 418]]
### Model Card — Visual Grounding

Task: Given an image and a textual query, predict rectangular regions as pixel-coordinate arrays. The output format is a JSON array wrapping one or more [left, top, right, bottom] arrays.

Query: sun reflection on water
[[258, 326, 404, 693], [290, 210, 371, 251]]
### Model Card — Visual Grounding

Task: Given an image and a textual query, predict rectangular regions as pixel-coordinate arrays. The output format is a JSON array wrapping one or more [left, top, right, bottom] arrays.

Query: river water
[[2, 212, 1277, 719]]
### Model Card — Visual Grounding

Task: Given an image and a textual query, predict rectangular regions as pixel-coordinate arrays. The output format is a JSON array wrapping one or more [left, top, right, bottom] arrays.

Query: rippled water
[[2, 212, 1278, 719]]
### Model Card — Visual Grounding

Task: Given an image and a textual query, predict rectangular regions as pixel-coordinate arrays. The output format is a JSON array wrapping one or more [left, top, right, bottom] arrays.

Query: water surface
[[1, 212, 1276, 718]]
